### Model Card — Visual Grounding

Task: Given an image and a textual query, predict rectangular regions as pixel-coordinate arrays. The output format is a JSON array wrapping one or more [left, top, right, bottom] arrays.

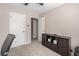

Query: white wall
[[0, 4, 39, 49], [38, 17, 45, 42], [42, 3, 79, 50], [0, 4, 9, 49]]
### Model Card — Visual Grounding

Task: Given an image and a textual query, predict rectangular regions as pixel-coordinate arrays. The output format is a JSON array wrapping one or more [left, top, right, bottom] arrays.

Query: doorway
[[31, 18, 38, 40]]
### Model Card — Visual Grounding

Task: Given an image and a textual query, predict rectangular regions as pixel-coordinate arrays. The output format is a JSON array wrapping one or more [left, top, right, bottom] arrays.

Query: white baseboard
[[11, 41, 31, 48], [0, 42, 31, 53]]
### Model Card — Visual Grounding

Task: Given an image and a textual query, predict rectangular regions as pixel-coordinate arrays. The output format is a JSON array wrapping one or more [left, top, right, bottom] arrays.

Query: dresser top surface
[[43, 33, 71, 39]]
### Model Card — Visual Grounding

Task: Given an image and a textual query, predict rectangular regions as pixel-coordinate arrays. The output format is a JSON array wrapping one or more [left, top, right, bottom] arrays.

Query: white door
[[38, 17, 45, 41], [9, 12, 26, 47]]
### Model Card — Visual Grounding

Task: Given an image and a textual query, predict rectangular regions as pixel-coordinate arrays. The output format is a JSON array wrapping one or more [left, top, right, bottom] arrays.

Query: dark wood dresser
[[42, 33, 71, 56]]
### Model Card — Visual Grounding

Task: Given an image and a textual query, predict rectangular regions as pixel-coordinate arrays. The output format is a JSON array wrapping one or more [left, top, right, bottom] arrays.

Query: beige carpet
[[8, 39, 60, 56]]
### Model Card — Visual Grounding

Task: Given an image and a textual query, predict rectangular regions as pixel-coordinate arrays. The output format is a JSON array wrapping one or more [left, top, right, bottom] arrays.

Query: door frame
[[31, 17, 38, 40]]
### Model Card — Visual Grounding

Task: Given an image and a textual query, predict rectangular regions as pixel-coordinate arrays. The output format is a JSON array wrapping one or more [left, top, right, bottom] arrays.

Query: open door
[[31, 18, 38, 40]]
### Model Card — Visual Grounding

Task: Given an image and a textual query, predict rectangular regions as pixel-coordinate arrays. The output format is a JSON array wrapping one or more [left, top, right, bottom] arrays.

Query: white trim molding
[[11, 41, 31, 48]]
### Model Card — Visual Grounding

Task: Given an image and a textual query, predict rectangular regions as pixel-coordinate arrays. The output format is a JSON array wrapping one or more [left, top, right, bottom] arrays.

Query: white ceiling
[[7, 3, 63, 14]]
